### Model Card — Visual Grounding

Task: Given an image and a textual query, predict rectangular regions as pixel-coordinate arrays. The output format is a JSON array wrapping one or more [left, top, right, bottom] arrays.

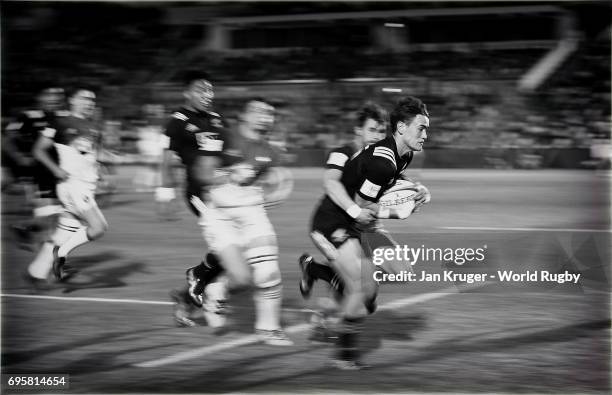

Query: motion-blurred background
[[2, 1, 610, 170], [1, 2, 610, 394]]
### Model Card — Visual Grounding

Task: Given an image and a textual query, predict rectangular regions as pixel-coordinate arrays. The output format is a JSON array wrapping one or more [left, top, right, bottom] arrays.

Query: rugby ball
[[378, 180, 418, 215]]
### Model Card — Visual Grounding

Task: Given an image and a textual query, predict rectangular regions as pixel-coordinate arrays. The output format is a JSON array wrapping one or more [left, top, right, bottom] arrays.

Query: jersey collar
[[387, 135, 401, 160], [388, 134, 414, 161]]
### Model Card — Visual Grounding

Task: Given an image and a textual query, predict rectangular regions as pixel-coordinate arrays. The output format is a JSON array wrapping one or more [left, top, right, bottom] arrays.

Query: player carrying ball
[[298, 102, 387, 314], [307, 96, 431, 369]]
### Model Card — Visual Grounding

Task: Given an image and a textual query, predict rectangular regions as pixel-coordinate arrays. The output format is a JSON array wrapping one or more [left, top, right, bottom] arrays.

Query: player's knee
[[87, 218, 108, 239], [214, 245, 252, 290], [252, 261, 281, 289], [52, 216, 82, 245], [231, 270, 252, 290], [247, 246, 281, 288], [223, 262, 251, 290]]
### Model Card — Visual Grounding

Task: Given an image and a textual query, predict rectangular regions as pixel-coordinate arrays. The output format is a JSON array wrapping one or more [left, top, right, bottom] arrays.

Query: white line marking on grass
[[440, 226, 611, 233], [0, 293, 173, 306], [134, 282, 487, 368], [0, 294, 323, 312], [135, 322, 314, 369]]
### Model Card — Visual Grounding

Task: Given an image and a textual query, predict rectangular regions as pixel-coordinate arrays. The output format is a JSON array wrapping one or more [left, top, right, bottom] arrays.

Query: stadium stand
[[2, 2, 609, 166]]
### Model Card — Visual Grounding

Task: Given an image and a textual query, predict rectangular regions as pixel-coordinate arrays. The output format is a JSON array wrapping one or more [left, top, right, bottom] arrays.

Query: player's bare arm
[[2, 127, 33, 167], [324, 168, 375, 225], [159, 149, 178, 188], [155, 149, 179, 203]]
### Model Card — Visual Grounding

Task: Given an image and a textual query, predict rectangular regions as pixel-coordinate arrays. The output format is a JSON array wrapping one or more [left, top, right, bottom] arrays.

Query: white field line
[[0, 294, 322, 313], [0, 293, 174, 306], [440, 226, 611, 233], [134, 281, 488, 368]]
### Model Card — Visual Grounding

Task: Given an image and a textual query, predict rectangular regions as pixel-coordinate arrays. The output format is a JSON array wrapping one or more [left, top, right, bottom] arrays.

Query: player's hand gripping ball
[[412, 182, 431, 212], [378, 180, 421, 217], [256, 167, 294, 209]]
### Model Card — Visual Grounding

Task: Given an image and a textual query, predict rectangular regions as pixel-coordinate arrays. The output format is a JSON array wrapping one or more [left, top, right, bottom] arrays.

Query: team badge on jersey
[[360, 179, 381, 198], [195, 132, 223, 151]]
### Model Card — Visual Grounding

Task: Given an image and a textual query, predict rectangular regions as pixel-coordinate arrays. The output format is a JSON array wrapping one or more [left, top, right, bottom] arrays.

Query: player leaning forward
[[158, 73, 293, 345], [27, 88, 107, 282], [309, 96, 431, 369]]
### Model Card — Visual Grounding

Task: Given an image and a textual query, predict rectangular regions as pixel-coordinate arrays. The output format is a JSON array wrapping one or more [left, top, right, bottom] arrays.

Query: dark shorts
[[311, 204, 396, 260], [310, 205, 361, 249], [1, 159, 57, 199]]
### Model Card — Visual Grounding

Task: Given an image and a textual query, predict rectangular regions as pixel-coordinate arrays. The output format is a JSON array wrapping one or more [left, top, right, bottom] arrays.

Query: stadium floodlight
[[382, 88, 402, 93], [384, 23, 405, 28]]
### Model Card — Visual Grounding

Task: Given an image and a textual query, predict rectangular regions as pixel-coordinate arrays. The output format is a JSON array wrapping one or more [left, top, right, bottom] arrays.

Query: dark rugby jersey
[[164, 107, 281, 188], [163, 107, 226, 186], [43, 114, 101, 185], [324, 143, 363, 171], [5, 109, 69, 155], [207, 129, 283, 208], [51, 114, 101, 154], [318, 136, 413, 219], [222, 128, 281, 178]]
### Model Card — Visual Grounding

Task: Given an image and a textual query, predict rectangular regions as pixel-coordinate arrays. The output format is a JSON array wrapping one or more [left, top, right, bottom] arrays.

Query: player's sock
[[57, 227, 91, 258], [309, 261, 337, 283], [28, 217, 80, 279], [337, 317, 363, 361], [254, 284, 282, 330], [201, 278, 229, 327], [27, 242, 55, 279]]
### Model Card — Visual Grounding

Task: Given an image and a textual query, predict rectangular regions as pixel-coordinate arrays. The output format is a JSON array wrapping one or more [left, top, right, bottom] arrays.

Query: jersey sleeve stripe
[[326, 152, 349, 168], [373, 146, 395, 158], [373, 149, 397, 168], [172, 112, 188, 121], [373, 149, 395, 160]]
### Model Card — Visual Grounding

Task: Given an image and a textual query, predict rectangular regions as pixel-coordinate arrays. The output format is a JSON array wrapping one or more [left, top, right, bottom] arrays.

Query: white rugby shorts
[[198, 204, 275, 252], [56, 180, 99, 216]]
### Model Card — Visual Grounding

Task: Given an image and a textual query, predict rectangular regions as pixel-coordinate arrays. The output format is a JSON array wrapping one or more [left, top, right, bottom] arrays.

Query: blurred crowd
[[2, 3, 610, 162]]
